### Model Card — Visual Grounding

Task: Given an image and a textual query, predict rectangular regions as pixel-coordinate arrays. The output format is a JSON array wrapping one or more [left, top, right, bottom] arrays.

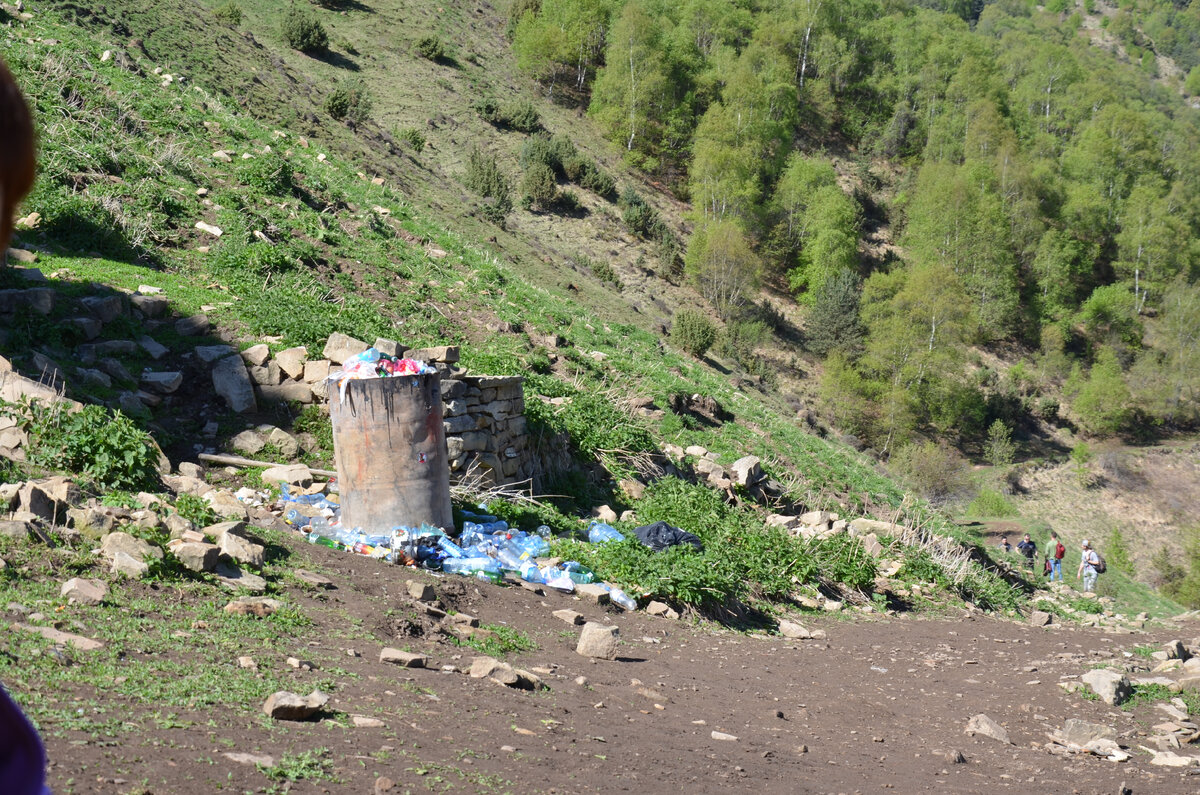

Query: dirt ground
[[28, 535, 1200, 795]]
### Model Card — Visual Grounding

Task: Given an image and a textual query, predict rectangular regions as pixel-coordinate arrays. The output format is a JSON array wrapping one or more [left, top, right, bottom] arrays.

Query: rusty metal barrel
[[328, 373, 453, 533]]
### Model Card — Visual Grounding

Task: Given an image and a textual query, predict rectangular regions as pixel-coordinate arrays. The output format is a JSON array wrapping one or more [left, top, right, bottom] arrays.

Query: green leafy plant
[[15, 401, 159, 491], [259, 748, 336, 782], [521, 162, 558, 211], [281, 9, 328, 53], [172, 493, 217, 527], [453, 624, 537, 657]]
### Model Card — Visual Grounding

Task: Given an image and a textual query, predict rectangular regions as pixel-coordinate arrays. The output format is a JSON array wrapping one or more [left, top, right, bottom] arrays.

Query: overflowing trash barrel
[[329, 372, 454, 533]]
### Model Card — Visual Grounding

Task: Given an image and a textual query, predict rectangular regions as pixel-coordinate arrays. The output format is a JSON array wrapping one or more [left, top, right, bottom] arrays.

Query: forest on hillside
[[505, 0, 1200, 457]]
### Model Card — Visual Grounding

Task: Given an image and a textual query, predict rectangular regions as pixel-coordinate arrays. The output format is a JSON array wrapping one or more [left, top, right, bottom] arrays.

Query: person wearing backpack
[[1077, 539, 1103, 593], [1050, 531, 1066, 582]]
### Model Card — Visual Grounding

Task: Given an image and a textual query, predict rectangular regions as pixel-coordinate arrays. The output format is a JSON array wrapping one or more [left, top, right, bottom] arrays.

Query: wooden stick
[[197, 453, 337, 479]]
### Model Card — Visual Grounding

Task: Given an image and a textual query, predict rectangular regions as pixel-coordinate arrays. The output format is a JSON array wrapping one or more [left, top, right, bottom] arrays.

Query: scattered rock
[[380, 648, 427, 668], [140, 370, 183, 394], [1146, 750, 1199, 767], [353, 716, 386, 728], [261, 464, 312, 487], [262, 689, 329, 721], [110, 551, 149, 578], [645, 601, 681, 620], [553, 609, 585, 626], [230, 430, 265, 455], [195, 344, 235, 363], [965, 713, 1012, 745], [778, 620, 812, 640], [172, 541, 220, 572], [1030, 610, 1053, 627], [0, 520, 33, 540], [218, 532, 265, 568], [711, 731, 739, 742], [1081, 669, 1132, 706], [237, 656, 257, 670], [241, 344, 270, 367], [294, 569, 335, 589], [407, 581, 436, 602], [591, 504, 618, 524], [576, 622, 619, 660], [1056, 719, 1117, 747], [203, 490, 249, 520], [322, 332, 369, 365], [276, 347, 308, 379], [223, 752, 274, 767], [729, 455, 762, 486], [137, 336, 169, 360], [12, 623, 103, 651], [212, 355, 257, 413], [59, 578, 107, 605], [100, 531, 163, 563], [214, 561, 267, 593], [175, 314, 210, 336], [575, 584, 611, 606]]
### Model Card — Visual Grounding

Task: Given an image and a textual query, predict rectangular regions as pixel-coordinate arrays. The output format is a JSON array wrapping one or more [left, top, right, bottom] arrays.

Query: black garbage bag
[[632, 521, 704, 553]]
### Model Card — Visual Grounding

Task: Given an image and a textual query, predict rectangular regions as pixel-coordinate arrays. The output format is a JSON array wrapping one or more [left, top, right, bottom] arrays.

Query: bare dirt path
[[29, 539, 1200, 794]]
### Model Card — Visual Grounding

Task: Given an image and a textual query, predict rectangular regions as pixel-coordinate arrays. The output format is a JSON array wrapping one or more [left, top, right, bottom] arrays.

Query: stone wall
[[441, 375, 533, 488]]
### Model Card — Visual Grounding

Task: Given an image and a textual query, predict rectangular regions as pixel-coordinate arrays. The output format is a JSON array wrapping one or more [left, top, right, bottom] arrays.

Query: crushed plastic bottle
[[608, 586, 637, 611], [437, 536, 467, 558], [587, 521, 624, 545]]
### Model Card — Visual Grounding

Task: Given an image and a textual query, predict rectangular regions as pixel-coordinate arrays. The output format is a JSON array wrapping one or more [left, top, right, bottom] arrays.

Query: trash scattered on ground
[[274, 482, 641, 609]]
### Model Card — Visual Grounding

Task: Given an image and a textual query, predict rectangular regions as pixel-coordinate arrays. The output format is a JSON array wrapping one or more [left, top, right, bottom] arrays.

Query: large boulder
[[211, 355, 257, 414], [576, 622, 619, 660], [729, 455, 763, 486], [218, 532, 265, 568], [171, 541, 220, 572], [1081, 669, 1132, 706], [100, 531, 163, 562], [263, 690, 328, 721]]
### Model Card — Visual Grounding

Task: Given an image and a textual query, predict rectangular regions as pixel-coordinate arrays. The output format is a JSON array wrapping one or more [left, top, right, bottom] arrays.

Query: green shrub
[[462, 147, 512, 224], [172, 493, 217, 527], [14, 401, 159, 491], [324, 81, 372, 123], [519, 135, 560, 173], [888, 442, 972, 506], [521, 162, 558, 210], [966, 488, 1018, 517], [282, 9, 328, 53], [237, 152, 293, 195], [574, 254, 619, 288], [578, 161, 616, 199], [415, 35, 446, 62], [213, 1, 242, 25], [474, 98, 541, 133], [398, 127, 425, 153], [671, 309, 717, 358]]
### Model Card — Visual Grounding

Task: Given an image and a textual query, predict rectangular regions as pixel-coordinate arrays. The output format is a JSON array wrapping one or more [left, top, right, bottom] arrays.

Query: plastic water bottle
[[588, 521, 624, 544], [437, 536, 467, 558], [562, 561, 596, 584], [535, 525, 552, 538], [442, 557, 502, 577], [495, 543, 532, 572], [517, 560, 545, 583], [520, 536, 550, 558], [305, 531, 338, 549], [541, 567, 576, 592], [608, 587, 637, 611]]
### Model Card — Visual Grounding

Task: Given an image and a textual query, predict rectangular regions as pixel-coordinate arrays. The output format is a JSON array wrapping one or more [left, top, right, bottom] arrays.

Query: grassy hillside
[[6, 1, 1196, 617]]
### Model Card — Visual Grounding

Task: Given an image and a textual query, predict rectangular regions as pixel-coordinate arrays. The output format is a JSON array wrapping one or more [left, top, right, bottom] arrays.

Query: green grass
[[259, 748, 337, 783], [452, 623, 538, 658]]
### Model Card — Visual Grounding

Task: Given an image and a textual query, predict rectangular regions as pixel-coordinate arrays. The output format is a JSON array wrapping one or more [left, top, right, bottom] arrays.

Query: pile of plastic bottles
[[330, 347, 437, 402], [278, 487, 638, 609]]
